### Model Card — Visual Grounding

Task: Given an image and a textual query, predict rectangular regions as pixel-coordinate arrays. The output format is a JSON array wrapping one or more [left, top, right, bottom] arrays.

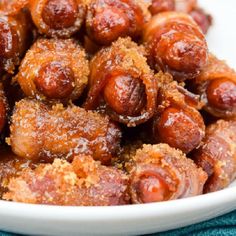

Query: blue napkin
[[0, 233, 17, 236], [1, 210, 236, 236], [154, 210, 236, 236]]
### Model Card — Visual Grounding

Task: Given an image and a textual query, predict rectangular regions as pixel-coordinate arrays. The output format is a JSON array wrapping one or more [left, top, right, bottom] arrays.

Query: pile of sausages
[[0, 0, 235, 206]]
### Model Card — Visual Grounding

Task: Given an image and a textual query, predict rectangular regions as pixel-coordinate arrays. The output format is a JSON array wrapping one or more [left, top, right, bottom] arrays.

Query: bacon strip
[[129, 144, 207, 203], [4, 155, 130, 205], [192, 119, 236, 193]]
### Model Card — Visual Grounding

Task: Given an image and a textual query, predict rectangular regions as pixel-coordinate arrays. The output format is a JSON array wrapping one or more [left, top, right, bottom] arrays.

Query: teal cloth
[[154, 210, 236, 236], [0, 233, 17, 236], [1, 210, 236, 236]]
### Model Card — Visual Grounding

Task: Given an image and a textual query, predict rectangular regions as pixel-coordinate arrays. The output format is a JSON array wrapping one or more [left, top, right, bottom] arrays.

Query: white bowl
[[0, 184, 236, 236], [1, 0, 236, 235]]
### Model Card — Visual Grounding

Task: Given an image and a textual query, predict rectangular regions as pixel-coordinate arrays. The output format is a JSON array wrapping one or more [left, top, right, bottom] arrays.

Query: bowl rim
[[0, 186, 235, 221]]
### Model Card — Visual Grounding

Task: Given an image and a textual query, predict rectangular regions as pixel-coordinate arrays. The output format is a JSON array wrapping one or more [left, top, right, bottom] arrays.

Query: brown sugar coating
[[9, 99, 121, 164], [29, 0, 86, 38], [129, 144, 207, 203], [192, 54, 236, 118], [15, 38, 89, 101], [0, 6, 32, 73], [83, 37, 158, 127], [0, 148, 35, 198], [4, 155, 130, 206], [86, 0, 151, 45], [143, 12, 208, 81], [192, 119, 236, 193], [0, 0, 29, 15], [152, 72, 205, 153]]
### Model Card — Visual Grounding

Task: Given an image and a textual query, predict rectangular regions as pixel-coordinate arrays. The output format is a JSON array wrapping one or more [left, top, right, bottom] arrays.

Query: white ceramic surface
[[0, 0, 236, 235]]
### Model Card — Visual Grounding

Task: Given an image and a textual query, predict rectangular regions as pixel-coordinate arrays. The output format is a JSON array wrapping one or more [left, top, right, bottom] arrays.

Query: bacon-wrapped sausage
[[192, 119, 236, 193], [143, 12, 208, 81], [84, 37, 157, 127], [129, 144, 207, 203], [0, 148, 34, 198], [149, 0, 212, 34], [8, 99, 121, 164], [0, 6, 32, 73], [4, 155, 130, 206], [152, 72, 205, 153], [15, 39, 89, 101], [28, 0, 86, 38], [86, 0, 151, 45], [192, 54, 236, 118]]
